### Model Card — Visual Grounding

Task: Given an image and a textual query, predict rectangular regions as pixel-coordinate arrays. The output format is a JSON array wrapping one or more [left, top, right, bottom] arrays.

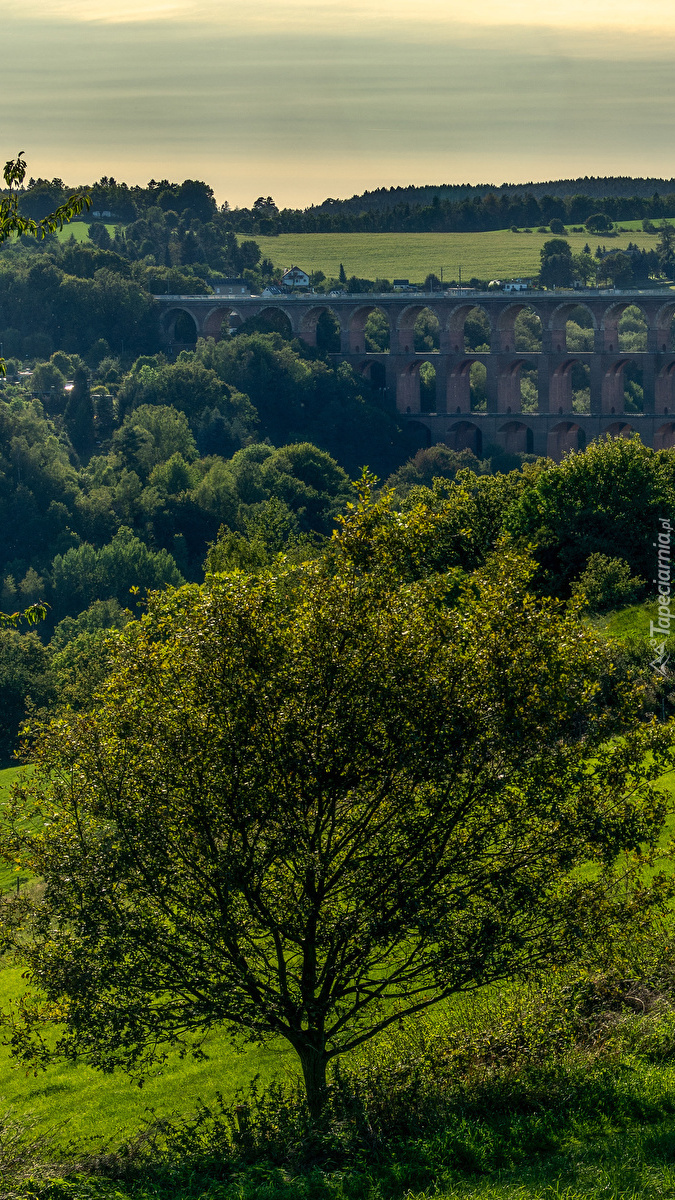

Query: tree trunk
[[297, 1045, 329, 1122]]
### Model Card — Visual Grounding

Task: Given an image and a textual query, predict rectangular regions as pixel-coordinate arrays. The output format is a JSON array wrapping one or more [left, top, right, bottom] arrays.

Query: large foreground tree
[[1, 498, 673, 1118]]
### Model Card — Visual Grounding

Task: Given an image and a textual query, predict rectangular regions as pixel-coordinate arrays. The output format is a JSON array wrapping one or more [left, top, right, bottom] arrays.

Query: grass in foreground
[[0, 967, 294, 1146], [0, 765, 31, 894], [4, 678, 675, 1200], [7, 966, 675, 1200], [0, 766, 295, 1142]]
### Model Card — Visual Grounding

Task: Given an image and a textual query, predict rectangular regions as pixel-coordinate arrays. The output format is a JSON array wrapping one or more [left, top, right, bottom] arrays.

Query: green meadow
[[58, 219, 675, 285], [2, 650, 675, 1152], [0, 962, 292, 1146], [255, 227, 672, 285], [55, 223, 118, 244]]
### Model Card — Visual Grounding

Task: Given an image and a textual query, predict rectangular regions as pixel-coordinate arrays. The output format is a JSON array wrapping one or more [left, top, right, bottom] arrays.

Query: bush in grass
[[574, 553, 645, 612]]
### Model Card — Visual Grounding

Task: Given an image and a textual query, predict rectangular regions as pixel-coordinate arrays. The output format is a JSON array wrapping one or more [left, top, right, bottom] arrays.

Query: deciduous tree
[[1, 493, 673, 1119]]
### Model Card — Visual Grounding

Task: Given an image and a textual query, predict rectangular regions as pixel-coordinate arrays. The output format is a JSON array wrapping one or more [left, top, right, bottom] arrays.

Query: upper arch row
[[163, 298, 675, 356]]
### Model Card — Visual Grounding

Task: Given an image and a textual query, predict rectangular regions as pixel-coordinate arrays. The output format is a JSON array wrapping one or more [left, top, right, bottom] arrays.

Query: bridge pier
[[446, 361, 473, 414]]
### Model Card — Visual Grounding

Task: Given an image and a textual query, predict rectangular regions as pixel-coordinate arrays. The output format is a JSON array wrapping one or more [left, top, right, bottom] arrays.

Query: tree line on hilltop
[[8, 173, 675, 237]]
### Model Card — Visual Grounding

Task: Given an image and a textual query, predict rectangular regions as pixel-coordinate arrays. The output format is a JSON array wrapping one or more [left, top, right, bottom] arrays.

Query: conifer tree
[[64, 367, 95, 457]]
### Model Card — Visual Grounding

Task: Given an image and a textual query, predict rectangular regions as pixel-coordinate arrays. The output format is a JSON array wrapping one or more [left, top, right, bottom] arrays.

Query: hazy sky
[[4, 0, 675, 208]]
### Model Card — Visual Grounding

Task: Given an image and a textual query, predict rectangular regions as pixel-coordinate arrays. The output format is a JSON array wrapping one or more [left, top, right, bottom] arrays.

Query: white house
[[282, 266, 310, 289], [502, 279, 533, 293]]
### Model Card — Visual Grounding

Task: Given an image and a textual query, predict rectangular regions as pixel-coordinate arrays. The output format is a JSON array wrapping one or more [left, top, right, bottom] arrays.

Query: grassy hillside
[[255, 228, 672, 285], [55, 220, 672, 283], [1, 705, 675, 1149], [55, 223, 117, 244], [0, 764, 30, 894], [0, 963, 292, 1145], [0, 764, 294, 1143], [589, 599, 658, 641]]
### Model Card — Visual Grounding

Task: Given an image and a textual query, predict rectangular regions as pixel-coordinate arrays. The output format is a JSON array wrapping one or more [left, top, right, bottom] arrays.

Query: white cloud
[[6, 0, 675, 34]]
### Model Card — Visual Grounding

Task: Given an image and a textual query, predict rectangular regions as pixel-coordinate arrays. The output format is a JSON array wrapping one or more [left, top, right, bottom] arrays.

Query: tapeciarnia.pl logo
[[650, 517, 672, 677]]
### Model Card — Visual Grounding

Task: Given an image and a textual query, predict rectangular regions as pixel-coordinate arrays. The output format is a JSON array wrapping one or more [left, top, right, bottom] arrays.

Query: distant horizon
[[4, 2, 675, 210], [22, 173, 675, 215]]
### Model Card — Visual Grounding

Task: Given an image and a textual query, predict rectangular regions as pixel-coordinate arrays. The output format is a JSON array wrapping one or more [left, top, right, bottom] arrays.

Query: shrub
[[575, 552, 645, 611]]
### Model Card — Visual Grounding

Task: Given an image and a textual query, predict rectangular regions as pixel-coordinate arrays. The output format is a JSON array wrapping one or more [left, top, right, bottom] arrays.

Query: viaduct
[[156, 289, 675, 461]]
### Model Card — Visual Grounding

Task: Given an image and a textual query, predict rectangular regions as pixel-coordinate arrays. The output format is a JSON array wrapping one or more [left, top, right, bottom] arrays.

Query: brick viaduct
[[156, 290, 675, 461]]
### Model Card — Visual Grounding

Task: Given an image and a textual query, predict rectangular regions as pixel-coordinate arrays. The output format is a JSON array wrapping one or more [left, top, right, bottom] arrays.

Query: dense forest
[[9, 173, 675, 237], [312, 175, 675, 212]]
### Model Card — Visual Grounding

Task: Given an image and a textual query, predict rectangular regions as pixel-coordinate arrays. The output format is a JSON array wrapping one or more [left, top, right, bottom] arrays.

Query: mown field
[[55, 223, 118, 244], [255, 226, 672, 285], [57, 219, 674, 284]]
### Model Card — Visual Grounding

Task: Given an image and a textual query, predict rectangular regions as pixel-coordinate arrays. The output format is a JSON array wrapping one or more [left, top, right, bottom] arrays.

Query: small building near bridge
[[213, 279, 250, 297], [282, 266, 310, 289]]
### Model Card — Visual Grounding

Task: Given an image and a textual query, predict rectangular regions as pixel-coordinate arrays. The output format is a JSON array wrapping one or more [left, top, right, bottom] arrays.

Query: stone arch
[[419, 361, 437, 412], [356, 359, 387, 391], [601, 358, 637, 414], [446, 420, 483, 456], [394, 304, 432, 354], [202, 304, 245, 340], [413, 306, 441, 352], [603, 421, 637, 440], [547, 421, 586, 460], [297, 305, 341, 349], [349, 305, 391, 354], [602, 302, 648, 353], [162, 306, 199, 345], [656, 361, 675, 414], [396, 358, 437, 414], [447, 356, 484, 413], [251, 305, 294, 339], [497, 303, 542, 353], [498, 356, 539, 413], [654, 421, 675, 450], [549, 358, 581, 413], [444, 304, 492, 354], [655, 302, 675, 353], [550, 302, 596, 353], [499, 420, 534, 455], [622, 359, 644, 412]]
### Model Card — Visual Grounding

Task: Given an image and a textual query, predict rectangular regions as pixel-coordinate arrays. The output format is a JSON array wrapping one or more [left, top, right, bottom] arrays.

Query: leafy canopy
[[0, 153, 90, 248], [1, 154, 90, 379], [1, 489, 673, 1118]]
